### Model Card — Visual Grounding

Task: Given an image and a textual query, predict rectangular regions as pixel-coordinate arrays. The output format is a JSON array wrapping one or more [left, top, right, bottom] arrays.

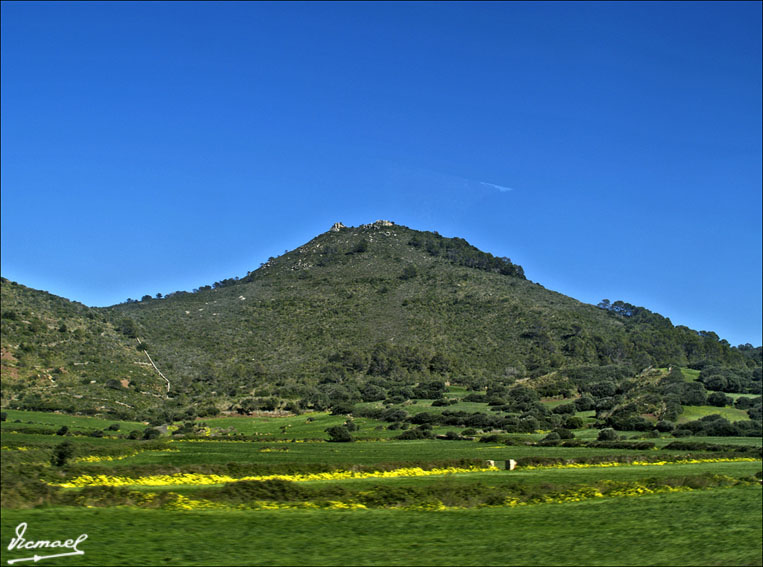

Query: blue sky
[[2, 1, 761, 346]]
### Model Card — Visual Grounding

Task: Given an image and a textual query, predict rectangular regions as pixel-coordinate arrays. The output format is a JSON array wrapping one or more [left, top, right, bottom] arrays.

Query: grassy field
[[678, 368, 701, 382], [677, 405, 750, 423], [2, 487, 760, 566], [2, 408, 761, 566], [2, 409, 147, 433]]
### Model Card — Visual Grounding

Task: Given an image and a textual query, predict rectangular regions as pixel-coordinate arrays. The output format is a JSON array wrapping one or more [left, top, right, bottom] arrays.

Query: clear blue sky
[[2, 1, 761, 346]]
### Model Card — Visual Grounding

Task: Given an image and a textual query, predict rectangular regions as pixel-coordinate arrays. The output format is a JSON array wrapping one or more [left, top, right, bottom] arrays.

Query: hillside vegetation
[[2, 221, 760, 430]]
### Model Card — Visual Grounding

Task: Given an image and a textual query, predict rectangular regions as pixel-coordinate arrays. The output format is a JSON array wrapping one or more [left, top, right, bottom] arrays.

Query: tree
[[564, 416, 584, 429], [326, 425, 353, 442], [655, 420, 675, 432], [400, 265, 418, 280], [597, 428, 618, 441], [552, 403, 576, 415], [707, 391, 731, 407], [51, 441, 74, 466], [350, 239, 368, 254], [142, 427, 161, 440], [680, 382, 708, 406]]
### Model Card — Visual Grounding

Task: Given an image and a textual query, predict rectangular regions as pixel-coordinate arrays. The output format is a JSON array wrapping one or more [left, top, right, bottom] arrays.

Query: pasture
[[1, 408, 761, 566]]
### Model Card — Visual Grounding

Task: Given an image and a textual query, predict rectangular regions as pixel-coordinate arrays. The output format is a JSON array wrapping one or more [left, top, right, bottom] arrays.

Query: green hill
[[2, 220, 760, 425], [0, 279, 165, 417]]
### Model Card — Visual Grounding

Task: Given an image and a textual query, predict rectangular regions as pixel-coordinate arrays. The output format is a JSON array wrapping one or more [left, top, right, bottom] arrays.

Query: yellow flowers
[[500, 481, 697, 507], [54, 465, 499, 488], [160, 495, 369, 511], [520, 457, 758, 470], [73, 448, 178, 463]]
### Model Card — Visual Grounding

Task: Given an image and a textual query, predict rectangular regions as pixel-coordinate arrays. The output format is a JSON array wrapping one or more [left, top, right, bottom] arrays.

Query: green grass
[[686, 436, 762, 447], [678, 406, 750, 423], [540, 397, 578, 409], [679, 368, 701, 382], [2, 408, 761, 566], [719, 392, 760, 401], [1, 409, 146, 433], [53, 438, 756, 469], [2, 487, 760, 566]]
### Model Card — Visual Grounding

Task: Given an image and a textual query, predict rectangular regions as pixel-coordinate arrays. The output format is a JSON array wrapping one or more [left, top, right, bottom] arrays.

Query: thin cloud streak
[[480, 181, 514, 193]]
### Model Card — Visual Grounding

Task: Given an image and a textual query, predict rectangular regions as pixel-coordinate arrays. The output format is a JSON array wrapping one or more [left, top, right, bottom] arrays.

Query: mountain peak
[[330, 219, 395, 232]]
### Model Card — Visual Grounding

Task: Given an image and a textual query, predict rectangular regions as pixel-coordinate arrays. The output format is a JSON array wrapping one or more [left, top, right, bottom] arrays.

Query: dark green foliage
[[597, 428, 618, 441], [349, 239, 368, 254], [672, 428, 693, 437], [142, 428, 161, 440], [677, 415, 761, 437], [553, 428, 575, 439], [56, 425, 69, 436], [680, 382, 708, 406], [707, 392, 732, 407], [574, 394, 595, 411], [698, 365, 760, 394], [655, 420, 675, 432], [50, 441, 74, 466], [396, 426, 434, 440], [408, 232, 525, 278], [551, 402, 576, 415], [541, 431, 561, 443], [325, 425, 354, 442], [587, 441, 656, 450], [400, 265, 418, 280], [2, 222, 760, 421]]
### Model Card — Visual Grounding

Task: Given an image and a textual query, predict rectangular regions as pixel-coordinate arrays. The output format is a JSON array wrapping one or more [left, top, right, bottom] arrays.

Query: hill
[[2, 220, 760, 425], [0, 279, 165, 417]]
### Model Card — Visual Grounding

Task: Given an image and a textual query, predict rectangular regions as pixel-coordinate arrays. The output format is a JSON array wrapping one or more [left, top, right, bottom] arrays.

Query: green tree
[[325, 425, 353, 442], [597, 428, 618, 441], [51, 441, 74, 466]]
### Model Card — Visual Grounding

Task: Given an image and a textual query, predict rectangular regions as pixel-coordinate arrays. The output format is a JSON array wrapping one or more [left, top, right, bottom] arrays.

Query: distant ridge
[[1, 221, 760, 421]]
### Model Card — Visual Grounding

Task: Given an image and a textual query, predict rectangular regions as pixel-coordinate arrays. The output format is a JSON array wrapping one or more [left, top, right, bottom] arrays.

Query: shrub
[[655, 420, 674, 432], [326, 425, 354, 442], [479, 434, 502, 443], [441, 431, 464, 440], [707, 392, 731, 407], [51, 442, 74, 467], [574, 395, 595, 412], [56, 425, 69, 436], [551, 403, 576, 415], [553, 428, 575, 439], [597, 428, 618, 441], [672, 428, 693, 437], [396, 427, 433, 440], [142, 428, 161, 440]]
